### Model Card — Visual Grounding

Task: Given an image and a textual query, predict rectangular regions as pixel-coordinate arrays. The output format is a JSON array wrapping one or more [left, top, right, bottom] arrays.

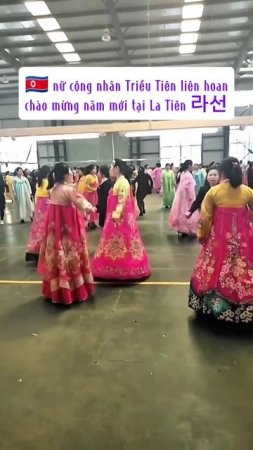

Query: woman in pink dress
[[169, 159, 199, 238], [189, 157, 253, 323], [152, 163, 163, 193], [92, 159, 151, 280], [38, 163, 96, 306], [26, 165, 50, 263]]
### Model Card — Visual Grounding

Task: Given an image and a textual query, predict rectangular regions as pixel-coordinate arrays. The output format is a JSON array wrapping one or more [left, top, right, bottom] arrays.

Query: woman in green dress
[[163, 164, 175, 209]]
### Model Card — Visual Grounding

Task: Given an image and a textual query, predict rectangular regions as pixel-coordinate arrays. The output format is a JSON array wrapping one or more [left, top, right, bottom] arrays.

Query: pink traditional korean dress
[[26, 178, 49, 262], [189, 181, 253, 323], [92, 175, 151, 280], [169, 170, 199, 235], [38, 183, 94, 305]]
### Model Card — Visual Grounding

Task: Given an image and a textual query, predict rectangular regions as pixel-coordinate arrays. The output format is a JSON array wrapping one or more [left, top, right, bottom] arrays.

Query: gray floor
[[0, 196, 252, 450]]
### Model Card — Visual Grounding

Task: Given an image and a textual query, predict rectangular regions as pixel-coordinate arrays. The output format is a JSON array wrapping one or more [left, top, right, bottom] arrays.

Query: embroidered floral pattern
[[189, 287, 253, 323], [103, 233, 128, 261]]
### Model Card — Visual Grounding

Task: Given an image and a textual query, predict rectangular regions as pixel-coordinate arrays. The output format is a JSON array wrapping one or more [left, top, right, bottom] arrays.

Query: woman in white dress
[[13, 167, 33, 223]]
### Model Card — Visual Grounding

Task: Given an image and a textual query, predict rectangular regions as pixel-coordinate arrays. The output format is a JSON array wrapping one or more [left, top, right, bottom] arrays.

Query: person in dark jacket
[[186, 165, 220, 217], [247, 162, 253, 188], [135, 167, 153, 216], [97, 165, 112, 227], [0, 173, 6, 224]]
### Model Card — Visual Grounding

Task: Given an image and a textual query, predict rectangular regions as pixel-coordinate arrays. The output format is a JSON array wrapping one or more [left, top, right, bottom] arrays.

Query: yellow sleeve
[[197, 189, 215, 239], [247, 188, 253, 211], [77, 176, 86, 194], [112, 178, 130, 220], [84, 174, 97, 192]]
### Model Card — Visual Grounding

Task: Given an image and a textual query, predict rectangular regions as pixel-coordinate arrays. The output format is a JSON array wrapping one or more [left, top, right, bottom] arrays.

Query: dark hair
[[47, 162, 70, 190], [144, 164, 149, 169], [5, 171, 10, 176], [181, 159, 193, 172], [138, 166, 145, 175], [14, 167, 23, 176], [38, 165, 50, 187], [156, 163, 161, 168], [99, 165, 110, 179], [176, 160, 193, 184], [221, 157, 242, 188], [113, 159, 132, 183], [86, 164, 95, 175]]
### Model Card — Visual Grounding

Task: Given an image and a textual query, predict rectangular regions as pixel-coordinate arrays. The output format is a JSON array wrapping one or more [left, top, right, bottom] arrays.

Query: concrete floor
[[0, 196, 253, 450]]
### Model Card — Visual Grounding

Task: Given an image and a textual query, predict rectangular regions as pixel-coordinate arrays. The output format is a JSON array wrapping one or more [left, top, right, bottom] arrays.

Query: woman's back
[[209, 181, 253, 207]]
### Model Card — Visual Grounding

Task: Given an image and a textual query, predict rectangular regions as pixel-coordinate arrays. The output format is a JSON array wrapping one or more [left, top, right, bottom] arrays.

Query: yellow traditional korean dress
[[189, 180, 253, 323]]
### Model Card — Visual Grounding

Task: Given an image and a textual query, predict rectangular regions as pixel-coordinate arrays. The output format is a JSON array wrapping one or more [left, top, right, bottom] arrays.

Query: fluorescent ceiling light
[[184, 0, 203, 2], [179, 44, 196, 54], [180, 33, 198, 44], [182, 4, 204, 19], [55, 42, 75, 53], [240, 67, 253, 72], [47, 31, 68, 42], [4, 48, 10, 53], [37, 17, 60, 31], [25, 1, 50, 16], [62, 53, 81, 62], [181, 19, 201, 32], [35, 133, 101, 141]]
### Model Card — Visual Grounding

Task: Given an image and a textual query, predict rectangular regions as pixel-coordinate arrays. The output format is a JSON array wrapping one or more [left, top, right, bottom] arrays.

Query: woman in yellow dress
[[5, 171, 14, 202], [82, 165, 99, 230], [189, 157, 253, 323]]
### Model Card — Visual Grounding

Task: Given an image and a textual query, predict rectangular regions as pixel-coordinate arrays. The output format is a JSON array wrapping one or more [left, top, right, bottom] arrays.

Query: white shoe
[[0, 220, 4, 225]]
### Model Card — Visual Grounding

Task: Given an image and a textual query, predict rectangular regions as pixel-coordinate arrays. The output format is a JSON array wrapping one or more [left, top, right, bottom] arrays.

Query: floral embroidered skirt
[[189, 207, 253, 324], [92, 192, 151, 280], [38, 203, 94, 305], [26, 197, 49, 261]]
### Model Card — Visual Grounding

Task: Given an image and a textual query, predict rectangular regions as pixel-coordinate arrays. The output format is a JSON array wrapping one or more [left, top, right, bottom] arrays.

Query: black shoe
[[21, 220, 25, 224]]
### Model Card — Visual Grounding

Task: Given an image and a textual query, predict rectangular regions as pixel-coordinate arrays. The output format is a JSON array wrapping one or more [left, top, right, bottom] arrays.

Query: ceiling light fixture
[[184, 0, 203, 3], [180, 32, 198, 44], [62, 53, 81, 62], [25, 1, 50, 16], [47, 31, 68, 42], [182, 4, 204, 19], [55, 42, 75, 53], [101, 28, 111, 42], [179, 44, 196, 54], [4, 48, 10, 53], [181, 19, 201, 32], [37, 18, 60, 31]]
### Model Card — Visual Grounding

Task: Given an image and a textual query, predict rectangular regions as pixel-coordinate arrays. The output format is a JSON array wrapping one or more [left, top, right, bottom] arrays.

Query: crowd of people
[[1, 156, 253, 325]]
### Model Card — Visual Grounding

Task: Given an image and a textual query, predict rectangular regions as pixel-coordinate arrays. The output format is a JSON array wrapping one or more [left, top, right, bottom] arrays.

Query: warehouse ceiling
[[0, 0, 252, 101]]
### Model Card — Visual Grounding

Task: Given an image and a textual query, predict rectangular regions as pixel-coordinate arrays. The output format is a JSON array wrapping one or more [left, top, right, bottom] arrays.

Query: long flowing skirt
[[26, 197, 49, 261], [92, 192, 151, 280], [84, 191, 98, 223], [38, 203, 94, 305], [169, 192, 199, 235], [189, 207, 253, 323]]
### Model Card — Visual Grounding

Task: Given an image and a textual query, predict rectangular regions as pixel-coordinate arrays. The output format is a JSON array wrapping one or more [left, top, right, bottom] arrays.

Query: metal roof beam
[[0, 11, 250, 30], [1, 0, 250, 13], [0, 49, 21, 70], [234, 28, 253, 75], [105, 0, 130, 65], [3, 34, 244, 49], [0, 15, 252, 38]]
